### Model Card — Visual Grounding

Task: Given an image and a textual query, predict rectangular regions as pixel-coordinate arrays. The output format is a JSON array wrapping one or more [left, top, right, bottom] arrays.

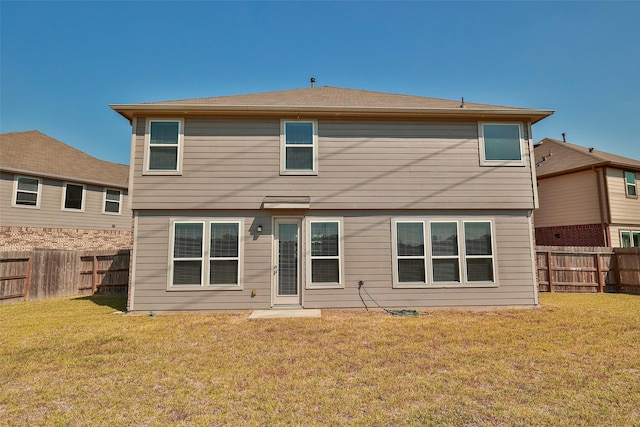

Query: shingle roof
[[111, 86, 553, 123], [534, 138, 640, 178], [0, 130, 129, 188]]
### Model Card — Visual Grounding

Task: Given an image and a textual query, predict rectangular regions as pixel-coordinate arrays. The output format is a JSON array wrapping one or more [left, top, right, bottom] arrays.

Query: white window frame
[[61, 182, 86, 212], [280, 120, 318, 176], [624, 171, 637, 198], [208, 220, 243, 289], [305, 217, 344, 289], [620, 230, 640, 247], [168, 219, 244, 291], [12, 175, 42, 209], [391, 218, 497, 288], [391, 220, 427, 288], [144, 118, 184, 175], [102, 188, 122, 215], [430, 221, 462, 285], [478, 122, 525, 166]]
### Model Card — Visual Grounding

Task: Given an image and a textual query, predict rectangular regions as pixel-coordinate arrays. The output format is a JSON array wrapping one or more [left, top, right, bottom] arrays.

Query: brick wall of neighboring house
[[535, 223, 606, 247], [0, 226, 132, 251]]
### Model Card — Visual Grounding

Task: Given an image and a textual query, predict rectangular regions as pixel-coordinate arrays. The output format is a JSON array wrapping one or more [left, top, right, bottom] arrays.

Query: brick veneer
[[0, 226, 132, 251], [535, 223, 606, 247]]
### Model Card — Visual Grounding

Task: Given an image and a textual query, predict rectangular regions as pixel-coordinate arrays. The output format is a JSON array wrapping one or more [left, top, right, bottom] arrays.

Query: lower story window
[[170, 220, 243, 289], [621, 231, 640, 247], [14, 176, 41, 207], [393, 218, 496, 287], [307, 219, 343, 288]]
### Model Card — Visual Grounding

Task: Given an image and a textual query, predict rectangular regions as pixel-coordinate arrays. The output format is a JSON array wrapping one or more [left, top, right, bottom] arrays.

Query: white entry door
[[273, 218, 302, 306]]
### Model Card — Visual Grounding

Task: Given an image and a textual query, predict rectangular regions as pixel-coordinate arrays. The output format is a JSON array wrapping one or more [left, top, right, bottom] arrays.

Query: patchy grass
[[1, 293, 639, 426]]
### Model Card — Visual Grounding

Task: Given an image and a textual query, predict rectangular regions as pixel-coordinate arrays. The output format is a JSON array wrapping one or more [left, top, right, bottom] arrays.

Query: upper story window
[[62, 183, 85, 211], [13, 176, 41, 209], [145, 119, 183, 174], [280, 120, 318, 175], [624, 171, 637, 198], [103, 188, 122, 214], [479, 123, 524, 166]]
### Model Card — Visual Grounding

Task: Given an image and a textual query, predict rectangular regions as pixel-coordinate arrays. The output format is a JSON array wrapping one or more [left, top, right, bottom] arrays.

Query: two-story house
[[111, 86, 553, 312], [0, 130, 132, 250], [534, 137, 640, 247]]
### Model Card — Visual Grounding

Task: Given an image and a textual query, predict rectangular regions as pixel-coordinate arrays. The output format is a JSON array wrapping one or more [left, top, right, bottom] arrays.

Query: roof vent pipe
[[562, 132, 566, 142], [310, 77, 315, 88]]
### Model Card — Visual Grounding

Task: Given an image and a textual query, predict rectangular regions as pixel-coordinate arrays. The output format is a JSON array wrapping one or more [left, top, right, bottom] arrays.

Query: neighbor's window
[[281, 120, 317, 175], [146, 119, 183, 173], [171, 222, 204, 286], [103, 189, 122, 214], [624, 171, 637, 197], [209, 222, 241, 286], [620, 231, 640, 247], [308, 220, 342, 287], [480, 123, 524, 165], [392, 218, 496, 287], [13, 176, 41, 208], [62, 183, 85, 211]]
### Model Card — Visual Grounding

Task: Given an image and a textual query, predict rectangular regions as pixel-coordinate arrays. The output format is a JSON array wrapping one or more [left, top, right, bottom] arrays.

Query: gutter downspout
[[602, 167, 612, 247]]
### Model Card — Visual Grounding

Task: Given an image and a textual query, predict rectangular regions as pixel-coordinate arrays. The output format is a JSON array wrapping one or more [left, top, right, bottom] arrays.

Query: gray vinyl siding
[[0, 172, 131, 231], [130, 209, 537, 312], [131, 118, 536, 211]]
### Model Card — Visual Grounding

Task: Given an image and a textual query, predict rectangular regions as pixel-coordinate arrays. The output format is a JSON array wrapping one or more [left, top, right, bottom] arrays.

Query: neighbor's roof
[[111, 86, 553, 123], [534, 138, 640, 178], [0, 130, 129, 188]]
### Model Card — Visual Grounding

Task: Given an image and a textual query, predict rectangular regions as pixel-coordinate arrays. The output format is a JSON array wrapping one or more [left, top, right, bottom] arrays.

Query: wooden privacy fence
[[0, 249, 129, 303], [536, 246, 640, 294]]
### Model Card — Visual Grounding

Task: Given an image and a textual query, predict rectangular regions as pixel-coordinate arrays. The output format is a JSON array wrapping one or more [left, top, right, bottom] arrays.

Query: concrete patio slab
[[248, 309, 322, 319]]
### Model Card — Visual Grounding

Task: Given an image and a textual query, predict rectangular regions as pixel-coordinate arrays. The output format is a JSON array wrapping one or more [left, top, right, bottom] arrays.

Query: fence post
[[25, 256, 32, 300], [596, 253, 603, 293], [546, 251, 553, 292], [92, 256, 98, 294]]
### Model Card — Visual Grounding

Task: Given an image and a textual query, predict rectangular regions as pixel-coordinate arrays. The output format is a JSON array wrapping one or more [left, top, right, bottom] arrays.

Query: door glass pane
[[278, 223, 298, 296]]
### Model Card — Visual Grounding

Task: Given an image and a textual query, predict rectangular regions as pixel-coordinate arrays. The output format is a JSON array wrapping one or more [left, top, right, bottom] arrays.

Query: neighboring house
[[110, 85, 553, 312], [0, 130, 132, 250], [534, 138, 640, 247]]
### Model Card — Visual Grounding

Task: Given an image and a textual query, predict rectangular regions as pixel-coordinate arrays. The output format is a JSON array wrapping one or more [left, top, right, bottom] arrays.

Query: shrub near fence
[[0, 249, 130, 304], [536, 246, 640, 294]]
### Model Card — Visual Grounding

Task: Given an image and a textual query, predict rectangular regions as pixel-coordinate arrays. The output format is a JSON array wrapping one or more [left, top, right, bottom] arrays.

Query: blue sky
[[2, 1, 638, 165]]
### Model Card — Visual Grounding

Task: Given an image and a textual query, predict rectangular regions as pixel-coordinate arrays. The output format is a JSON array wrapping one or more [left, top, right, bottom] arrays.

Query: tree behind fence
[[0, 249, 130, 303]]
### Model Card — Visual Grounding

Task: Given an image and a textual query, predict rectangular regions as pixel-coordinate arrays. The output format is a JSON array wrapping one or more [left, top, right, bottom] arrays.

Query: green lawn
[[1, 294, 639, 426]]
